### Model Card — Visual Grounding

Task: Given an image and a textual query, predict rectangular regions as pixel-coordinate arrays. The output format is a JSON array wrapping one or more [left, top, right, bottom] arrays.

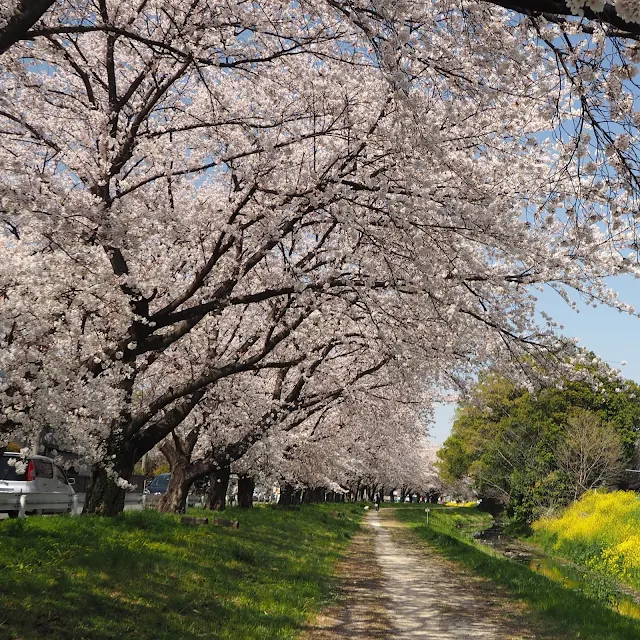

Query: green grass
[[414, 503, 494, 529], [395, 505, 640, 640], [0, 503, 361, 640]]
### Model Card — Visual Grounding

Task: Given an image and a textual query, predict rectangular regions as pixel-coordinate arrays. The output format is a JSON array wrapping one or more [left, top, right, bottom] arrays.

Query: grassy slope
[[530, 491, 640, 591], [0, 504, 361, 640], [394, 504, 640, 640]]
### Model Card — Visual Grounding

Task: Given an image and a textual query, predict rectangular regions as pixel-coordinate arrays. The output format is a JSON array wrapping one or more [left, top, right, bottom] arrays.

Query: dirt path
[[303, 508, 537, 639]]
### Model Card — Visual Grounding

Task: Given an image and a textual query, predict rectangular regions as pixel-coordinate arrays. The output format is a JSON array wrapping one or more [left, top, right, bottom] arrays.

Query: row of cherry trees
[[2, 1, 640, 514]]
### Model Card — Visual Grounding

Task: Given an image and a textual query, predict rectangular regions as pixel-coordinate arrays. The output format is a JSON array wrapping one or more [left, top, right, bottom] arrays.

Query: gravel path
[[303, 508, 537, 639]]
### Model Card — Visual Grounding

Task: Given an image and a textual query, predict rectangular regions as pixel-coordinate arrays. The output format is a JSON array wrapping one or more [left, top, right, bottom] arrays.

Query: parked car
[[0, 452, 75, 517], [144, 473, 171, 495], [143, 473, 204, 508]]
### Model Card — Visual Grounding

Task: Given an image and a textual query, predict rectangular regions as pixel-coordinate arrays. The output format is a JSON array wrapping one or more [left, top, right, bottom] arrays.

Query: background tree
[[438, 368, 640, 523], [153, 325, 397, 513], [557, 409, 625, 500]]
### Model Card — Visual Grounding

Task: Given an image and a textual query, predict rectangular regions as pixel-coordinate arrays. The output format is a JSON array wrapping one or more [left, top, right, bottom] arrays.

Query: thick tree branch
[[0, 0, 55, 54], [487, 1, 640, 37]]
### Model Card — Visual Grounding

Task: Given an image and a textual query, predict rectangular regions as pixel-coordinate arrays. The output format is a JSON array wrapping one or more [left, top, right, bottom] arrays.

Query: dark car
[[144, 473, 170, 495], [143, 473, 204, 508]]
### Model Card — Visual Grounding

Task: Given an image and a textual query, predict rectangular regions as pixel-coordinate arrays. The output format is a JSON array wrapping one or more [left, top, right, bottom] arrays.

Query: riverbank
[[531, 491, 640, 593], [394, 504, 640, 639]]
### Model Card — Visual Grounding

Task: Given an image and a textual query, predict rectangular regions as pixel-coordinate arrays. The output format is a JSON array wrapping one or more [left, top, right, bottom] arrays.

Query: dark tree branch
[[487, 1, 640, 37], [0, 0, 55, 54]]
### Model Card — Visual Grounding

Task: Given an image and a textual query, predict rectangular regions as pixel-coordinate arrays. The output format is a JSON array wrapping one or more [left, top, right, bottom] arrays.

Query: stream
[[472, 523, 640, 619]]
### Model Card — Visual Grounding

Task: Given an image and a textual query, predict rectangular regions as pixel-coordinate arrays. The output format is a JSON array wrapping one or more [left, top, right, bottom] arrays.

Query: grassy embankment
[[0, 503, 361, 640], [532, 490, 640, 591], [394, 503, 640, 640]]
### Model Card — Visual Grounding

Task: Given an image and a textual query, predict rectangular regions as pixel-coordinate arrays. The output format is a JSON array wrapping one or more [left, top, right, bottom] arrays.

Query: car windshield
[[150, 475, 169, 489], [0, 456, 27, 481]]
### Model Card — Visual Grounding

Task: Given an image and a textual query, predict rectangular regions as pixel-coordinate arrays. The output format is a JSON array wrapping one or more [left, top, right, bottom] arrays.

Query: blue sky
[[429, 274, 640, 444]]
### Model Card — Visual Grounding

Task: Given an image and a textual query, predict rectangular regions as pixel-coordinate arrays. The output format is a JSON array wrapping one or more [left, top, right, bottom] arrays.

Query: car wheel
[[6, 511, 18, 519]]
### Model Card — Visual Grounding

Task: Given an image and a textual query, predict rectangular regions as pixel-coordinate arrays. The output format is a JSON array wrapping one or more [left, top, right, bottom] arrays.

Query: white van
[[0, 452, 75, 517]]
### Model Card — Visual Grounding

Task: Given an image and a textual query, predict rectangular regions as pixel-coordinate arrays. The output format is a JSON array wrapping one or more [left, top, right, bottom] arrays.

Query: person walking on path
[[374, 493, 381, 512]]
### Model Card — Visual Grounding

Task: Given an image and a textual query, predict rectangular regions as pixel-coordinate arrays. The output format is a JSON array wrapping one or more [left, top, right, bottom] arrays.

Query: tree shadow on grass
[[0, 505, 360, 640]]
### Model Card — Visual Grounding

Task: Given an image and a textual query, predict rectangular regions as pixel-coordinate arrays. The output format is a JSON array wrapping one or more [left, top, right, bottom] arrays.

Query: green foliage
[[422, 504, 493, 532], [0, 504, 361, 640], [435, 435, 473, 483], [438, 369, 640, 523], [152, 461, 171, 476]]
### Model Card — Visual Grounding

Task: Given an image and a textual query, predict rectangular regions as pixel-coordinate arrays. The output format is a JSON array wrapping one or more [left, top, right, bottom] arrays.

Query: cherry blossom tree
[[251, 371, 436, 505], [3, 1, 640, 516], [156, 324, 395, 512], [2, 1, 640, 61], [491, 1, 640, 34]]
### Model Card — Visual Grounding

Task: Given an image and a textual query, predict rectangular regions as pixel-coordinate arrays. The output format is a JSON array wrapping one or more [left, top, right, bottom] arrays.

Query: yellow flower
[[532, 491, 640, 589]]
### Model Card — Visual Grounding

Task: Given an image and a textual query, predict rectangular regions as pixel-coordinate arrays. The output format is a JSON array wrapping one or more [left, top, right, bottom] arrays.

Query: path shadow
[[303, 510, 535, 640], [301, 516, 395, 638]]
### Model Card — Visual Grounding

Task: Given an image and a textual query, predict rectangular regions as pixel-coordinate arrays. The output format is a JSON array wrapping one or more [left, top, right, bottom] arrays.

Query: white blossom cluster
[[566, 0, 640, 24], [1, 1, 640, 501], [0, 1, 19, 29]]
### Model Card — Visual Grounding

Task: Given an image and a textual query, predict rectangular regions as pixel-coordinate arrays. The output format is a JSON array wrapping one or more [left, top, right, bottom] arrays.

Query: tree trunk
[[207, 465, 230, 511], [303, 487, 324, 503], [279, 482, 295, 506], [158, 461, 192, 514], [278, 483, 303, 507], [84, 457, 134, 516], [237, 474, 255, 509]]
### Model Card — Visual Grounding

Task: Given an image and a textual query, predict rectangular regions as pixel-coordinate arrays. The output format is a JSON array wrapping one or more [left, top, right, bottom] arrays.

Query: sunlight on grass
[[0, 504, 361, 640]]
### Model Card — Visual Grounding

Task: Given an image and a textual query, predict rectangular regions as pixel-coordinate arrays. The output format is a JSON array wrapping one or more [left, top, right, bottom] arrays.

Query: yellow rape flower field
[[533, 491, 640, 588]]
